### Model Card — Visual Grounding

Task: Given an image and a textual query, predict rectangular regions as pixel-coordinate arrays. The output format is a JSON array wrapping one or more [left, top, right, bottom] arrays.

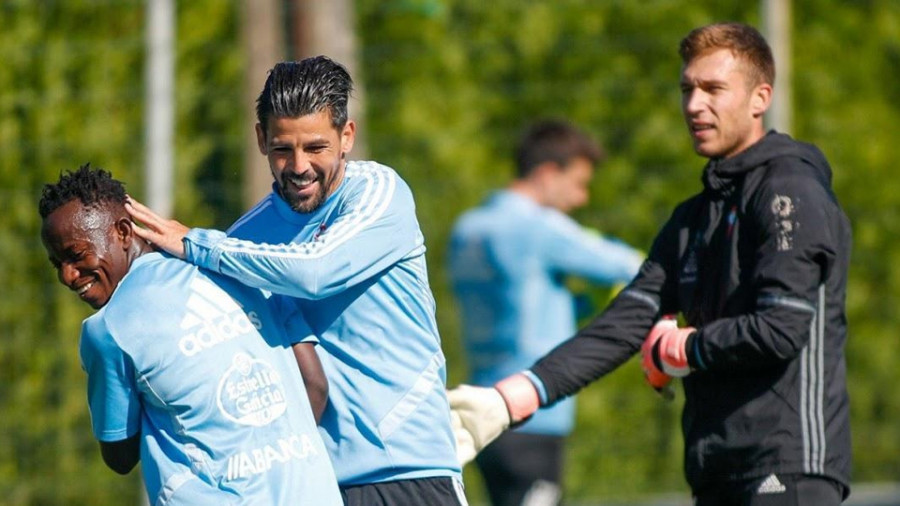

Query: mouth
[[690, 122, 715, 137], [285, 173, 318, 193], [74, 282, 94, 296]]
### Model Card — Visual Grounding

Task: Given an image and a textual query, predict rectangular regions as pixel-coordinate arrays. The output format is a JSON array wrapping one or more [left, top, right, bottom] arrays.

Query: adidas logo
[[756, 474, 787, 495], [178, 277, 262, 357]]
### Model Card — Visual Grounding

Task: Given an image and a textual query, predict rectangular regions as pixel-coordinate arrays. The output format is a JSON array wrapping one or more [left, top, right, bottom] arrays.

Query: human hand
[[125, 196, 189, 259], [641, 317, 696, 390], [447, 373, 540, 465]]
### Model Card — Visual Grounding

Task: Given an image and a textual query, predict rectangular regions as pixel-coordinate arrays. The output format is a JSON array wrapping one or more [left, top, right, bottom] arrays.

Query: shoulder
[[540, 206, 581, 233], [346, 160, 401, 183], [450, 196, 499, 233], [751, 158, 834, 211], [102, 254, 192, 322], [343, 160, 413, 209], [753, 136, 834, 193], [346, 160, 409, 193], [80, 309, 123, 363], [668, 192, 706, 223]]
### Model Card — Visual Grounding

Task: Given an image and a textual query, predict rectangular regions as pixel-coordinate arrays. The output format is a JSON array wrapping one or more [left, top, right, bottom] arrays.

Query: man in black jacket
[[449, 22, 851, 505]]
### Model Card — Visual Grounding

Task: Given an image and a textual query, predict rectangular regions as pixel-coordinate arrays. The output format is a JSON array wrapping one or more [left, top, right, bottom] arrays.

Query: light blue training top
[[448, 190, 644, 435], [80, 252, 342, 505], [183, 160, 460, 486]]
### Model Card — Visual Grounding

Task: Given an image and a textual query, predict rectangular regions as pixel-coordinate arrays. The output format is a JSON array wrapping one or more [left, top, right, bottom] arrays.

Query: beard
[[280, 172, 327, 214]]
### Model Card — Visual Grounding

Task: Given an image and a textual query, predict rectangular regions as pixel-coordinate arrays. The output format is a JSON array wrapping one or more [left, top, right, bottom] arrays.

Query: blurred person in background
[[447, 119, 644, 506], [39, 164, 342, 504], [450, 22, 852, 506], [126, 55, 466, 506]]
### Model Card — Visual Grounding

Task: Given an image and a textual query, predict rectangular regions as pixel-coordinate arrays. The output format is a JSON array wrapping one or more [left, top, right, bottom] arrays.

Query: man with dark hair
[[39, 164, 342, 504], [447, 119, 643, 506], [126, 56, 466, 505], [450, 22, 852, 506]]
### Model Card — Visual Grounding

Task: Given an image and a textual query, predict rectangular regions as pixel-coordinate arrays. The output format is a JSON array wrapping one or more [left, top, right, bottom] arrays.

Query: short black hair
[[255, 56, 353, 134], [515, 120, 604, 178], [39, 163, 127, 218]]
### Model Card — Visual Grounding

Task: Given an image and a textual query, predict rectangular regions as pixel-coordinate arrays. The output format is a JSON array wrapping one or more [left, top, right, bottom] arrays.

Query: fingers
[[123, 195, 189, 259], [125, 195, 163, 230], [446, 385, 468, 406], [129, 221, 155, 241], [124, 197, 162, 242], [450, 410, 476, 466]]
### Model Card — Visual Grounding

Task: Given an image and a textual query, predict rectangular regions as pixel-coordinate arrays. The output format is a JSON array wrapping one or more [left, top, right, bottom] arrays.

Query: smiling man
[[39, 164, 341, 505], [126, 57, 465, 506], [449, 22, 852, 506]]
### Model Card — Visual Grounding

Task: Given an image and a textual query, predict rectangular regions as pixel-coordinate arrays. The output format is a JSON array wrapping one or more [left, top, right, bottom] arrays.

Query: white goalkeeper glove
[[447, 373, 541, 466]]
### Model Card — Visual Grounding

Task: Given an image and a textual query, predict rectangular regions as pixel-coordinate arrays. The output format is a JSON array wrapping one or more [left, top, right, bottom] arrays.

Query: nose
[[683, 89, 705, 117], [58, 262, 79, 287], [290, 151, 313, 174]]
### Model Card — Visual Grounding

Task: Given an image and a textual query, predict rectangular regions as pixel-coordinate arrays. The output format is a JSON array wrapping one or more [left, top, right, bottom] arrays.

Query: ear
[[114, 216, 134, 250], [340, 120, 356, 158], [750, 82, 773, 118], [255, 122, 268, 155], [532, 161, 563, 181]]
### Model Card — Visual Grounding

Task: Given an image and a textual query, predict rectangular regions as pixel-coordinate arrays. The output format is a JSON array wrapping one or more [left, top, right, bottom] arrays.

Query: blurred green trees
[[1, 0, 898, 504]]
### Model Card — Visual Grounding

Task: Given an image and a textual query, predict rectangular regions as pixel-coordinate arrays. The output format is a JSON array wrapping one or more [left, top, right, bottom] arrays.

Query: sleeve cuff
[[686, 332, 708, 371], [521, 370, 548, 406], [184, 228, 227, 271]]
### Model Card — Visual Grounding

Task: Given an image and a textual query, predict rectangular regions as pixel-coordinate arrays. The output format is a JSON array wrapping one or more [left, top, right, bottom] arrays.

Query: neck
[[131, 239, 154, 260], [508, 179, 544, 205]]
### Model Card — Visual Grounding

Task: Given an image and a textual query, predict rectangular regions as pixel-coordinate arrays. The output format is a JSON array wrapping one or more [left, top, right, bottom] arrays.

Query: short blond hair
[[679, 22, 775, 87]]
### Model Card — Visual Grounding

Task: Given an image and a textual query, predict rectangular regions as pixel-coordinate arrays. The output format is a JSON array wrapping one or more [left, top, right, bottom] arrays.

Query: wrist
[[184, 228, 225, 269], [494, 373, 540, 424], [684, 332, 709, 371]]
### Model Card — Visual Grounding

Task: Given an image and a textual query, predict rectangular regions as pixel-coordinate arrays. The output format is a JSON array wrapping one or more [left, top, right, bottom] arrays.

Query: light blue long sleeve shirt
[[183, 161, 460, 486], [448, 190, 644, 435], [81, 252, 342, 505]]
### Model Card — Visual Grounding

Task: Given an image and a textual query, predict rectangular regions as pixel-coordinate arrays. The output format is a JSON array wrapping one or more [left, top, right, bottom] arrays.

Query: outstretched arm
[[128, 166, 421, 301], [125, 196, 189, 259]]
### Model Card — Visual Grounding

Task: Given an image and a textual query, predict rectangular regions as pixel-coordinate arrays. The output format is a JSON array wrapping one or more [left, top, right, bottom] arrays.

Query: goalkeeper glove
[[447, 373, 541, 465], [641, 317, 696, 390]]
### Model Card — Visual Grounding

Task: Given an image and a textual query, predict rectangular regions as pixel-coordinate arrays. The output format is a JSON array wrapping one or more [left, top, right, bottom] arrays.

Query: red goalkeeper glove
[[641, 317, 696, 390]]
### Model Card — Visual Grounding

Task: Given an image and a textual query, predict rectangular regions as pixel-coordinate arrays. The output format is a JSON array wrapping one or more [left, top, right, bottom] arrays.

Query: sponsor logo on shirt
[[225, 432, 321, 481], [217, 352, 288, 426], [178, 277, 263, 357]]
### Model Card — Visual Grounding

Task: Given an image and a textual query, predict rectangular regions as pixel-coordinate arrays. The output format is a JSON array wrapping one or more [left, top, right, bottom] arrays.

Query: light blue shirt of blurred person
[[448, 121, 644, 437]]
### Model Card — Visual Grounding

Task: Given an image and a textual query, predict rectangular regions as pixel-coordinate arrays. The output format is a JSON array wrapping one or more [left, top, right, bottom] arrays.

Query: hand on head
[[125, 196, 189, 259]]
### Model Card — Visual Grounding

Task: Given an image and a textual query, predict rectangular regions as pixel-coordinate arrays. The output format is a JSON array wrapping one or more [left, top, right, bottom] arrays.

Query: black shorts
[[339, 476, 467, 506], [693, 473, 844, 506], [475, 431, 565, 506]]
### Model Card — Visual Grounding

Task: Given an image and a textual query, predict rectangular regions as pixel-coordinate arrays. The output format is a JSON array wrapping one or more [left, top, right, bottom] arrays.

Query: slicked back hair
[[255, 56, 353, 134], [679, 22, 775, 88], [39, 163, 127, 218], [515, 120, 605, 179]]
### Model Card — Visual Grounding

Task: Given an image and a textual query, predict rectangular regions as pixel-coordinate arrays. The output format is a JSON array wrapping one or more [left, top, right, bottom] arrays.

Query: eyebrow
[[680, 77, 728, 87]]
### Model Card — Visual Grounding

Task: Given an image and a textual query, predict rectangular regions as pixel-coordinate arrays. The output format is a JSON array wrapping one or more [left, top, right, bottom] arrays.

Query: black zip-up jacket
[[530, 131, 852, 494]]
